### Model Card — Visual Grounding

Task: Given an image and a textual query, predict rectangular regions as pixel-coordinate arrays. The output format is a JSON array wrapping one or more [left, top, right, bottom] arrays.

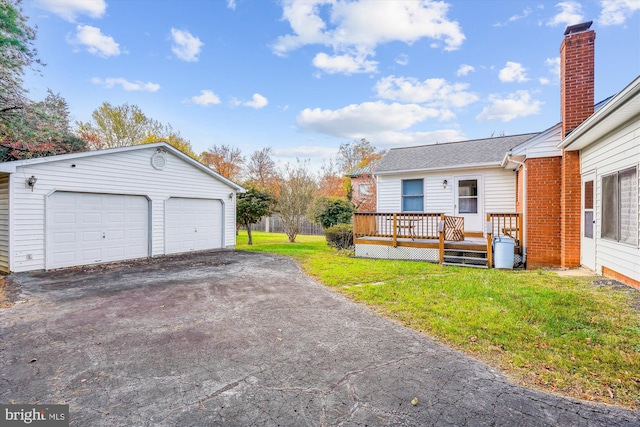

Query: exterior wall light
[[442, 179, 448, 189], [228, 193, 234, 199], [27, 175, 37, 191]]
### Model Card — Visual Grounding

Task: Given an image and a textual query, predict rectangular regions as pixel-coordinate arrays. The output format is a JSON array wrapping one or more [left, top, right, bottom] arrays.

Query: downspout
[[507, 155, 527, 265]]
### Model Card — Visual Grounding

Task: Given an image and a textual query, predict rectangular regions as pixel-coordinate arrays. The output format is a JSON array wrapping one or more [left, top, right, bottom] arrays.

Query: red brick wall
[[351, 175, 377, 213], [560, 28, 595, 137], [559, 26, 594, 268], [525, 157, 562, 268], [561, 150, 582, 267]]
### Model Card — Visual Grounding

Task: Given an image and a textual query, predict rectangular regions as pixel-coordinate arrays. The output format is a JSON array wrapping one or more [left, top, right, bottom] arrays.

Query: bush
[[325, 223, 354, 250], [308, 197, 355, 229]]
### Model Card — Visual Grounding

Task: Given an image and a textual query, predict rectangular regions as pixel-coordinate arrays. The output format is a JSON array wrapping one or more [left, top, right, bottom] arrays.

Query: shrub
[[325, 223, 354, 250], [308, 197, 355, 229]]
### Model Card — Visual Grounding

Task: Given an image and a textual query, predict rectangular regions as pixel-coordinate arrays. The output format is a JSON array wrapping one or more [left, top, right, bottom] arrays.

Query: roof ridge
[[387, 132, 541, 151]]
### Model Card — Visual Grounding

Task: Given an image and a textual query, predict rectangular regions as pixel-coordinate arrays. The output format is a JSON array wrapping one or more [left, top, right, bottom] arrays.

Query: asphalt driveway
[[1, 250, 638, 426]]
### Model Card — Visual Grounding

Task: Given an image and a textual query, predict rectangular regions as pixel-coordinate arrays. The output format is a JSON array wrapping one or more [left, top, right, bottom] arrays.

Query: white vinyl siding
[[511, 124, 562, 159], [580, 118, 640, 281], [6, 146, 238, 272], [0, 174, 9, 272], [377, 167, 516, 217]]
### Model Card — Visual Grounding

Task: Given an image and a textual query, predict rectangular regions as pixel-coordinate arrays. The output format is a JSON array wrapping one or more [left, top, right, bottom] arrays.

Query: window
[[402, 179, 423, 212], [584, 180, 594, 239], [358, 183, 372, 196], [458, 179, 478, 214], [602, 167, 638, 245]]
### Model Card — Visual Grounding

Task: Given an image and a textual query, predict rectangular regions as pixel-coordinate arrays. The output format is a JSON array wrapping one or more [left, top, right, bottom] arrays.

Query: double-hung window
[[402, 179, 423, 212], [601, 167, 638, 245]]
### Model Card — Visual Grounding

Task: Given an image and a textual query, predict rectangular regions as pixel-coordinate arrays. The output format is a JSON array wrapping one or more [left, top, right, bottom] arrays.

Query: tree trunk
[[246, 223, 253, 245]]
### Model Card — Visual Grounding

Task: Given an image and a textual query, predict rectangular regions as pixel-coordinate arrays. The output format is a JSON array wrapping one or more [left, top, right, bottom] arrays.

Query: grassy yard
[[237, 230, 640, 410]]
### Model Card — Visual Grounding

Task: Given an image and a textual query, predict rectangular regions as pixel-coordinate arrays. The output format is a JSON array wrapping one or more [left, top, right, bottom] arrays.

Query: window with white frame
[[601, 167, 638, 245], [402, 179, 423, 212]]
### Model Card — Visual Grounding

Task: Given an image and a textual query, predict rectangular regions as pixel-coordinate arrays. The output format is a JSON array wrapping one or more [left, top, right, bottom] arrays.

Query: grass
[[237, 230, 640, 409]]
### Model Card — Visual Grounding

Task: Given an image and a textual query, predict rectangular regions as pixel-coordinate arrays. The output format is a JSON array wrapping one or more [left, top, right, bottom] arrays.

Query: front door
[[581, 172, 596, 270], [454, 176, 483, 232]]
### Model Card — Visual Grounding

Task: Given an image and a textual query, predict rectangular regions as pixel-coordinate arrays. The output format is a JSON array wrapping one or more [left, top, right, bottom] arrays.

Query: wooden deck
[[353, 212, 523, 267]]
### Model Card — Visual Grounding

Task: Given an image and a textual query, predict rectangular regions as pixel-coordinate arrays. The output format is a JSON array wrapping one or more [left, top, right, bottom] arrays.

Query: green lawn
[[237, 230, 640, 409]]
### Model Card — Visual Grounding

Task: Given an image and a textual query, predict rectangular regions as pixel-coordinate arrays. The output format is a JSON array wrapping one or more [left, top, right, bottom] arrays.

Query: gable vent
[[151, 151, 167, 170]]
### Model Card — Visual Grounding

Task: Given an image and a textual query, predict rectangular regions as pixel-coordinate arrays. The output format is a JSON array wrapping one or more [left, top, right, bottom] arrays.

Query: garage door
[[46, 192, 149, 269], [165, 198, 222, 254]]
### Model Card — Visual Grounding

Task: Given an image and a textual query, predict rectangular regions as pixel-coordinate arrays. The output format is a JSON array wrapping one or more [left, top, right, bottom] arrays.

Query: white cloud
[[546, 1, 584, 27], [494, 7, 532, 27], [296, 101, 442, 138], [35, 0, 106, 22], [545, 57, 561, 81], [68, 25, 120, 57], [244, 93, 269, 109], [170, 29, 203, 62], [375, 76, 478, 110], [539, 77, 551, 85], [227, 0, 237, 10], [476, 90, 542, 122], [91, 77, 160, 92], [272, 0, 464, 74], [191, 90, 221, 106], [498, 61, 529, 83], [456, 64, 475, 76], [395, 54, 409, 66], [599, 0, 640, 26], [312, 52, 378, 74]]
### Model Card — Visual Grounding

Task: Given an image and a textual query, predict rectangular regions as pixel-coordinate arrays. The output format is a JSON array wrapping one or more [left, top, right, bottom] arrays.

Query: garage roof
[[0, 142, 245, 192]]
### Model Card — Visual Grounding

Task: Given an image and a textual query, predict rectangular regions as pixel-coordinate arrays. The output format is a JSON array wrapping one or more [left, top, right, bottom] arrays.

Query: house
[[0, 142, 245, 273], [354, 22, 640, 288], [346, 161, 379, 212], [559, 76, 640, 287]]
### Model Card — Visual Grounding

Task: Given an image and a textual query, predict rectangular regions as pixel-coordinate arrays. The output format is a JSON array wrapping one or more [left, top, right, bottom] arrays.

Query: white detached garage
[[0, 143, 244, 273]]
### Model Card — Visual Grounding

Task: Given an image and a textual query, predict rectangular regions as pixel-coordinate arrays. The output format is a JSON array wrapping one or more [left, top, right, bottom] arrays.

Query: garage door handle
[[102, 232, 106, 239], [194, 228, 197, 233]]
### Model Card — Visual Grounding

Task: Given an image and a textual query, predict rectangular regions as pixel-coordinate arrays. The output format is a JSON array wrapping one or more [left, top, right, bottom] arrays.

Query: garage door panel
[[165, 198, 221, 254], [47, 192, 149, 269]]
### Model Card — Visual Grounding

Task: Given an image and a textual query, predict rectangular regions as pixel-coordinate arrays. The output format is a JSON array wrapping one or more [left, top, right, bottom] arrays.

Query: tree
[[307, 197, 354, 229], [201, 144, 244, 182], [76, 102, 150, 149], [317, 157, 347, 198], [337, 138, 385, 174], [0, 0, 43, 123], [140, 122, 199, 160], [277, 160, 317, 243], [237, 185, 274, 245], [246, 147, 277, 190]]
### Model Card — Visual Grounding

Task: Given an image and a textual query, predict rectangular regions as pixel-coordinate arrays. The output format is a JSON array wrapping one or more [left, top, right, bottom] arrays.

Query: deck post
[[486, 214, 493, 268], [392, 213, 398, 248], [439, 214, 445, 263]]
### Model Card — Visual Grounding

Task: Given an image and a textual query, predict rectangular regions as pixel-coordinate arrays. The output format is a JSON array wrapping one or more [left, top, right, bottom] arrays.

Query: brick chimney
[[560, 21, 595, 137], [560, 21, 595, 269]]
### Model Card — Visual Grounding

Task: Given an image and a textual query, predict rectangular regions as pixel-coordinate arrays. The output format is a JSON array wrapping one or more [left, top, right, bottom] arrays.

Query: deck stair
[[442, 248, 489, 268]]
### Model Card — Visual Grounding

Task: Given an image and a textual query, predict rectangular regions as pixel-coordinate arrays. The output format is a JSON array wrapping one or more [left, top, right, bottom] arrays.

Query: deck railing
[[353, 212, 444, 239]]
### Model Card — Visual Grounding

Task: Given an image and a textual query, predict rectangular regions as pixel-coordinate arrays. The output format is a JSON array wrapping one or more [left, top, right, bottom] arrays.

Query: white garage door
[[165, 198, 222, 254], [47, 192, 149, 269]]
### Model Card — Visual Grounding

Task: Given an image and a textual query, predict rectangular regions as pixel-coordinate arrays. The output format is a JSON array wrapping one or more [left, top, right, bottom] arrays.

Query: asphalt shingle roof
[[375, 133, 540, 174]]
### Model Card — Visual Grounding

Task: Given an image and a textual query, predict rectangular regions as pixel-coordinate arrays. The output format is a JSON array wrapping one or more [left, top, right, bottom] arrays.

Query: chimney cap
[[564, 21, 593, 35]]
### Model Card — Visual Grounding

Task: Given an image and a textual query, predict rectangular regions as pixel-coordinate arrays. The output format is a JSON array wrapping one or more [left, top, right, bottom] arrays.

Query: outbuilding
[[0, 142, 244, 273]]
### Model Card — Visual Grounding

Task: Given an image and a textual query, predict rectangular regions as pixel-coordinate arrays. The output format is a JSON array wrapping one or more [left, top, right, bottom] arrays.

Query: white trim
[[560, 76, 640, 151], [375, 162, 498, 176]]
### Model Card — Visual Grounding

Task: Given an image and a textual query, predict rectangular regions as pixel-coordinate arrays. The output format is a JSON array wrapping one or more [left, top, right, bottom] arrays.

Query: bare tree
[[201, 144, 245, 182], [247, 147, 277, 190], [277, 160, 317, 243], [337, 138, 385, 174]]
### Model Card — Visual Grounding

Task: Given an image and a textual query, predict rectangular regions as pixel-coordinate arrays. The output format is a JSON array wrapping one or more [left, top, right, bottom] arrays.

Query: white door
[[581, 172, 596, 270], [454, 176, 483, 232], [47, 192, 149, 269], [165, 198, 222, 254]]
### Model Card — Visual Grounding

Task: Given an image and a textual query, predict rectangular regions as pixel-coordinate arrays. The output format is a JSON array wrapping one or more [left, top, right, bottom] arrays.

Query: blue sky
[[22, 0, 640, 170]]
